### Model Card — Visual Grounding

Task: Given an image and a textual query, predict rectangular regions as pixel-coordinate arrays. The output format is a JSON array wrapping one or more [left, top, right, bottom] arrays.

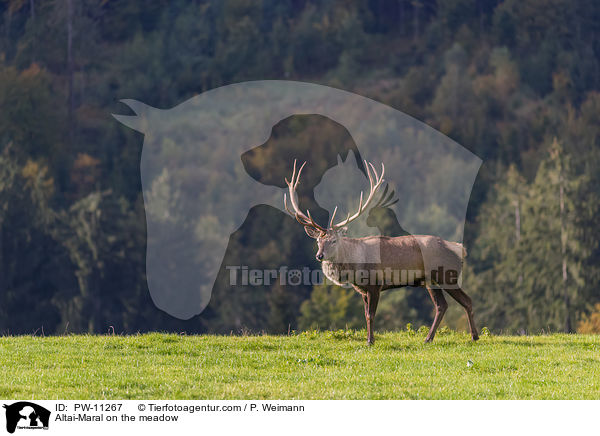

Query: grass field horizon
[[1, 330, 599, 400]]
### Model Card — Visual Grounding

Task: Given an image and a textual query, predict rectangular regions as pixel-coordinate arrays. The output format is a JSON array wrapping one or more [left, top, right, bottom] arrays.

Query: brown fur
[[315, 233, 479, 345]]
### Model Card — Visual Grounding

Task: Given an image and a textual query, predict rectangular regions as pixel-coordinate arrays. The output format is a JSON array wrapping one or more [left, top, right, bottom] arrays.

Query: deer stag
[[284, 159, 479, 344]]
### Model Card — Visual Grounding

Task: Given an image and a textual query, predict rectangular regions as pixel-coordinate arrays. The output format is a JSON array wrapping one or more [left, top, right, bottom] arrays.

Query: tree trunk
[[67, 0, 74, 145], [399, 0, 405, 36], [412, 1, 420, 43], [515, 199, 523, 285], [30, 0, 35, 61], [559, 165, 571, 332]]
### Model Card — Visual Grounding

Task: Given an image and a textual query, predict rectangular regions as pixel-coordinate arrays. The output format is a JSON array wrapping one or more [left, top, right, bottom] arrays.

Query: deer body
[[284, 159, 479, 344], [320, 235, 426, 287]]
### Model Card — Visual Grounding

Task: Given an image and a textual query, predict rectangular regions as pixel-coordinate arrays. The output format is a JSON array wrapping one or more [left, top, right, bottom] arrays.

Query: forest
[[1, 0, 600, 335]]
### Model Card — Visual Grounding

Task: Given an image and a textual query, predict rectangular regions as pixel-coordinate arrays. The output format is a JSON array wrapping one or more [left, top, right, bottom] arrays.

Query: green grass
[[1, 330, 599, 399]]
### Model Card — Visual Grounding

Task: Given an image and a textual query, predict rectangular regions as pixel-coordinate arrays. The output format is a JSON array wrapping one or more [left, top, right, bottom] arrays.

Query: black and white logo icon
[[3, 402, 50, 433]]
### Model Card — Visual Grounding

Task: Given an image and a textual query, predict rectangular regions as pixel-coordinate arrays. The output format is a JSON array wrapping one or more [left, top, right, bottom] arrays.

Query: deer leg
[[366, 291, 380, 345], [425, 287, 447, 343], [362, 293, 370, 342], [445, 288, 479, 341]]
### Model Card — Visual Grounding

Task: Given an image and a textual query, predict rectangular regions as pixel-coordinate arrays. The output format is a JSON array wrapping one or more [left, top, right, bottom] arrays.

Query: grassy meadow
[[0, 330, 599, 400]]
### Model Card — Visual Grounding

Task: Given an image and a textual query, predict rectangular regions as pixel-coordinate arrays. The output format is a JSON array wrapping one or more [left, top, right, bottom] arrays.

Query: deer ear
[[304, 226, 321, 239], [338, 227, 348, 236]]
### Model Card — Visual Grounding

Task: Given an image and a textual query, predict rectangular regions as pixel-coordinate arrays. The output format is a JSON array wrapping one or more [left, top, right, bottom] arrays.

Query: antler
[[283, 159, 385, 232], [283, 159, 327, 233], [331, 160, 385, 229]]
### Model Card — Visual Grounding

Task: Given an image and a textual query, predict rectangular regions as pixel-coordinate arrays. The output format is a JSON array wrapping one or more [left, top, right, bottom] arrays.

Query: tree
[[469, 138, 595, 333], [0, 145, 64, 334], [466, 164, 529, 332], [522, 138, 585, 332]]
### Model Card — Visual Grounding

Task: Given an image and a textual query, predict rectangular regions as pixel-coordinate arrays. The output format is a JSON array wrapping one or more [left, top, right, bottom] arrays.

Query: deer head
[[283, 159, 384, 261]]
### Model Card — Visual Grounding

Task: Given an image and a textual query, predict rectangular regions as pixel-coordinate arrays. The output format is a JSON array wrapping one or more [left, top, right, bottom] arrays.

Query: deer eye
[[330, 240, 336, 244]]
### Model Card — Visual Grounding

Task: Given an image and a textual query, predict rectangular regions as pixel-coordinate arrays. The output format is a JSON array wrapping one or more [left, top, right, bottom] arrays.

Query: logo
[[113, 80, 481, 319], [3, 402, 50, 433]]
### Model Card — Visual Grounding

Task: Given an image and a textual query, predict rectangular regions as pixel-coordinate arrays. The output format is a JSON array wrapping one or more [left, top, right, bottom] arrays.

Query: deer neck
[[321, 237, 368, 286]]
